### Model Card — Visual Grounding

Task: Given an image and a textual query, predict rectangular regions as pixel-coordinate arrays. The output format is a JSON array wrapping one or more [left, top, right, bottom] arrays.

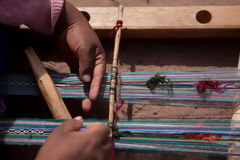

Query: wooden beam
[[76, 6, 240, 38]]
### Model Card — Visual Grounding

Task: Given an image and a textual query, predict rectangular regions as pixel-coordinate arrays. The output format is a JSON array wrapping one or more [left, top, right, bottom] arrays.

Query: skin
[[36, 2, 109, 159], [55, 1, 106, 112], [36, 117, 112, 160]]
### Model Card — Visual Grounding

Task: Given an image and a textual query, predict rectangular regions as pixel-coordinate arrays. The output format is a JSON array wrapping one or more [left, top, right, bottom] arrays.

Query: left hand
[[36, 117, 112, 160], [55, 1, 106, 112]]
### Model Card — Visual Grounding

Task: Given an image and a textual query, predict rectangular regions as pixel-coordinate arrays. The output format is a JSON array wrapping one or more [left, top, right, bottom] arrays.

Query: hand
[[36, 117, 112, 160], [55, 1, 106, 112]]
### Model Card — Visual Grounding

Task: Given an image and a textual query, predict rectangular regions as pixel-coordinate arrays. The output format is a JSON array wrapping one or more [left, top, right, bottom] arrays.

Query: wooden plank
[[76, 6, 240, 38]]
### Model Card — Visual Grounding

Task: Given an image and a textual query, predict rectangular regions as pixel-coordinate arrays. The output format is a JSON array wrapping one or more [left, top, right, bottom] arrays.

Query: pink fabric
[[0, 0, 64, 35]]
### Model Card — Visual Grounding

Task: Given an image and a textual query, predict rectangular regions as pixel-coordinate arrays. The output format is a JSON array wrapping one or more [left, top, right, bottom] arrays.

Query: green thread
[[146, 73, 173, 90]]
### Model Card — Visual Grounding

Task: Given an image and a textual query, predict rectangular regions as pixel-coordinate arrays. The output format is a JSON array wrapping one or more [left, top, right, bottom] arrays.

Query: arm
[[0, 0, 63, 35], [0, 0, 106, 112]]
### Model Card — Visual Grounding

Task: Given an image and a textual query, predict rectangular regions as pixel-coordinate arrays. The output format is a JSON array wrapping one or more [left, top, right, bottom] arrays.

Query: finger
[[86, 122, 110, 142], [89, 62, 105, 100], [82, 98, 92, 112], [78, 47, 95, 83], [102, 142, 112, 160], [56, 31, 79, 73], [60, 116, 83, 133]]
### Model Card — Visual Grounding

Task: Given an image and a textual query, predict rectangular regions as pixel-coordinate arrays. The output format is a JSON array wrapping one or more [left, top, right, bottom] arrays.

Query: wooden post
[[227, 53, 240, 160], [25, 47, 72, 120], [108, 5, 124, 136], [227, 100, 240, 159]]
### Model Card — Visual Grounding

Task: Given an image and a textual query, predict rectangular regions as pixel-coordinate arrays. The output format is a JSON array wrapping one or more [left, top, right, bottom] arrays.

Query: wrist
[[54, 1, 90, 34]]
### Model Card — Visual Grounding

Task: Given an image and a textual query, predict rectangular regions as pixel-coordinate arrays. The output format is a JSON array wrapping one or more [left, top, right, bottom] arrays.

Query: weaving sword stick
[[25, 47, 72, 120], [108, 5, 124, 136]]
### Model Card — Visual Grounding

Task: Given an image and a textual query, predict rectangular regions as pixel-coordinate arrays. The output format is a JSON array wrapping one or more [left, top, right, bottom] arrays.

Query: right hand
[[55, 1, 106, 112], [36, 117, 112, 160]]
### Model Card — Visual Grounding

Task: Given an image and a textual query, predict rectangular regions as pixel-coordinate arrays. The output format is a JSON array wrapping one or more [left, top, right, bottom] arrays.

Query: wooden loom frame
[[76, 5, 240, 38], [20, 5, 240, 160], [77, 5, 240, 159]]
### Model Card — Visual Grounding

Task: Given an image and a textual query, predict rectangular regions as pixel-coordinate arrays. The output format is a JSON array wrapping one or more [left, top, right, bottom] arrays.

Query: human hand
[[55, 1, 106, 112], [36, 117, 111, 160]]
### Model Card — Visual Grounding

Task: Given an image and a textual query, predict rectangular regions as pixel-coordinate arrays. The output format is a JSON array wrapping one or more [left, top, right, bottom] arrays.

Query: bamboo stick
[[25, 47, 72, 120], [108, 5, 124, 136]]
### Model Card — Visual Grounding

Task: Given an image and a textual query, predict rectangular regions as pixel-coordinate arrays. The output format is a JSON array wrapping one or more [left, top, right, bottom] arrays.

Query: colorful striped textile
[[1, 69, 240, 108], [0, 119, 240, 156]]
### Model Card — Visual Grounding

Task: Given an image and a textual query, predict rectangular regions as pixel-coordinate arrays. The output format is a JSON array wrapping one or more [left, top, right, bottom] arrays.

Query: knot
[[112, 20, 123, 38], [196, 80, 231, 93]]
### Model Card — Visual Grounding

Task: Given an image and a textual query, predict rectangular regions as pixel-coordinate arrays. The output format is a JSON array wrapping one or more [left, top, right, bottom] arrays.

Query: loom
[[2, 5, 240, 160]]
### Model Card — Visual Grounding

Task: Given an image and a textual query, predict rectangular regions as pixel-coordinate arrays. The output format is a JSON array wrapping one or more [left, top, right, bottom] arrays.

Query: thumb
[[61, 116, 83, 133]]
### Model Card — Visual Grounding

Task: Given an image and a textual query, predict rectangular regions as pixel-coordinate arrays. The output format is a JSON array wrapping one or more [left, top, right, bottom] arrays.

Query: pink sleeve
[[0, 0, 64, 35]]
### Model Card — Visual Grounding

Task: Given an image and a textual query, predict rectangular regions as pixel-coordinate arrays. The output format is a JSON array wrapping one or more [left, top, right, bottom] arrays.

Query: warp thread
[[196, 80, 231, 93]]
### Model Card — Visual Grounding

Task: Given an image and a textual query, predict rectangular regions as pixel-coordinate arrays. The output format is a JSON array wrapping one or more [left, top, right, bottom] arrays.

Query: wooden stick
[[108, 5, 124, 136], [25, 47, 72, 120]]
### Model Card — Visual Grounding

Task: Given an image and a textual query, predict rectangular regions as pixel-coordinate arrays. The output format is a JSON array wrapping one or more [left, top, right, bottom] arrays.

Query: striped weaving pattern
[[0, 119, 240, 156], [1, 69, 240, 108]]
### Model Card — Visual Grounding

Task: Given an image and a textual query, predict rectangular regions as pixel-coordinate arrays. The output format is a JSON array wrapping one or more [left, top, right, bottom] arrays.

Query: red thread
[[112, 138, 115, 159], [114, 100, 125, 126], [112, 20, 123, 38], [112, 100, 124, 159], [183, 123, 222, 145], [109, 52, 114, 59], [196, 80, 231, 93], [183, 133, 221, 145]]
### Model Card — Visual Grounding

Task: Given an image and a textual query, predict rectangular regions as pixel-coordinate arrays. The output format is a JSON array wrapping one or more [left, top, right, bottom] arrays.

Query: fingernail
[[74, 116, 82, 120], [82, 74, 91, 82]]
